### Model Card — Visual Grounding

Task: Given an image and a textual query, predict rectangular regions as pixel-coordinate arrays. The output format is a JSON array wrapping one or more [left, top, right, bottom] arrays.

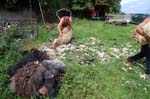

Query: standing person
[[52, 16, 73, 47], [127, 17, 150, 74]]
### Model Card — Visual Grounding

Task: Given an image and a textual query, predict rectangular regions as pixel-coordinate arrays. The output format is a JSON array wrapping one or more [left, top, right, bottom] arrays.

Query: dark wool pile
[[7, 48, 49, 77], [13, 62, 41, 98], [8, 58, 66, 99]]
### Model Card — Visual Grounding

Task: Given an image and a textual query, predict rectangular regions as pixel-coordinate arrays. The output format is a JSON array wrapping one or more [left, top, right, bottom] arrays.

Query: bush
[[0, 30, 27, 56], [0, 30, 28, 99]]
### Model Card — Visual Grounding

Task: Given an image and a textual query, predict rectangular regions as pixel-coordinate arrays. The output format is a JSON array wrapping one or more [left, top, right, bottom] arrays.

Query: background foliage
[[70, 0, 121, 13], [0, 0, 121, 13]]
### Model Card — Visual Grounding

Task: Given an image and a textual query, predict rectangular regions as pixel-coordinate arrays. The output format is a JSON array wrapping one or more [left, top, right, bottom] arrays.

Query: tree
[[70, 0, 121, 13], [0, 0, 121, 13], [93, 0, 121, 13]]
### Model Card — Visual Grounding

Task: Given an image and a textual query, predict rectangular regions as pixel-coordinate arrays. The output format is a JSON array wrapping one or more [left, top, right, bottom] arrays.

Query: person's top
[[133, 17, 150, 44], [134, 17, 150, 36], [142, 19, 150, 37], [57, 16, 72, 35]]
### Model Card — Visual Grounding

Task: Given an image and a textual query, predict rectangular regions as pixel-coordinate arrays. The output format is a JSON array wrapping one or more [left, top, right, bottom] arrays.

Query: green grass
[[1, 18, 150, 99]]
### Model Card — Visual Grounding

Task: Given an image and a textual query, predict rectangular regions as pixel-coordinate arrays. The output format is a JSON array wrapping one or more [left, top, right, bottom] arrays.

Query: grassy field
[[1, 18, 150, 99]]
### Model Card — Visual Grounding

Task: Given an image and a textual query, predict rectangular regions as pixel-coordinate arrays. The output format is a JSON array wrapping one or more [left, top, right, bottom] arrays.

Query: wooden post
[[38, 0, 45, 25]]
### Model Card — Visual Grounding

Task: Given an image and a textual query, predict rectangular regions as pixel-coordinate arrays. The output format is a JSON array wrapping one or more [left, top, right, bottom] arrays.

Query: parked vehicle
[[106, 16, 131, 25], [131, 14, 150, 24]]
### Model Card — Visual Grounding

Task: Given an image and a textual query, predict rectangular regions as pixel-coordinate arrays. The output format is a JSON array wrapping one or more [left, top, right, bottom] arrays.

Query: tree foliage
[[70, 0, 121, 13], [0, 0, 121, 13], [97, 0, 121, 13]]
